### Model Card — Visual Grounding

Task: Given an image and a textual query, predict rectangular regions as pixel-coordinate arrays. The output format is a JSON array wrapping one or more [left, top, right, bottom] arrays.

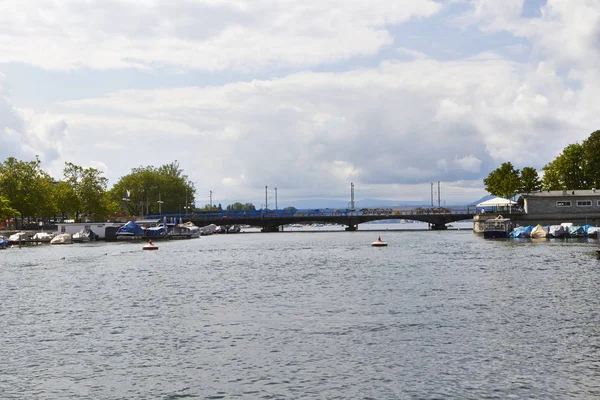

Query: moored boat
[[32, 232, 55, 242], [7, 232, 29, 245], [483, 216, 513, 239], [530, 224, 548, 239], [50, 233, 73, 244], [72, 228, 99, 243]]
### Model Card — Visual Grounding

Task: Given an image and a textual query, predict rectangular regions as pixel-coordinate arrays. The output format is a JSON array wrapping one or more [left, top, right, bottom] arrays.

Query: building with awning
[[476, 197, 517, 212]]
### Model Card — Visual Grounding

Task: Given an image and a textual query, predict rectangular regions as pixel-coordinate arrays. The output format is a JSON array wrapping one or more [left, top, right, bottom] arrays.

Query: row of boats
[[114, 220, 240, 240], [509, 223, 600, 238], [483, 216, 600, 239], [0, 228, 97, 248], [0, 220, 241, 249]]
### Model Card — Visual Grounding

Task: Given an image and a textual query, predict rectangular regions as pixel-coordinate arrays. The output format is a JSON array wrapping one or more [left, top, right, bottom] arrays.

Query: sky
[[1, 0, 599, 208]]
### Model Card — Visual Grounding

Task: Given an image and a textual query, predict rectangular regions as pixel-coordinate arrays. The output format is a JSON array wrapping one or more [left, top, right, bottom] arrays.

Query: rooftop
[[521, 190, 600, 198]]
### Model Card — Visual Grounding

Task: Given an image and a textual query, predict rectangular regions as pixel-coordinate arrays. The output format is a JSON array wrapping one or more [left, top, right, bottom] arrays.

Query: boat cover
[[530, 224, 548, 239], [587, 226, 600, 236], [548, 225, 565, 237], [33, 232, 54, 241], [116, 221, 145, 236], [50, 233, 73, 244], [146, 226, 166, 237], [509, 226, 533, 238], [567, 225, 586, 236], [73, 228, 99, 241]]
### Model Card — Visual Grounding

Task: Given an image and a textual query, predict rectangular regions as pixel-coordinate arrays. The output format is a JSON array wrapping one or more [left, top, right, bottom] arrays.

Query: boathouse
[[521, 189, 600, 214], [474, 189, 600, 232]]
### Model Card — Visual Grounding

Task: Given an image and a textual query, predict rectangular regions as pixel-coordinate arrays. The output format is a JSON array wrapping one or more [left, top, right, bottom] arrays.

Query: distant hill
[[467, 194, 495, 206]]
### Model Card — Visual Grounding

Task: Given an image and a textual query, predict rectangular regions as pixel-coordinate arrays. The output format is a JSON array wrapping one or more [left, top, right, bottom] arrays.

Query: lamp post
[[157, 193, 164, 215], [275, 187, 278, 210], [122, 192, 130, 217]]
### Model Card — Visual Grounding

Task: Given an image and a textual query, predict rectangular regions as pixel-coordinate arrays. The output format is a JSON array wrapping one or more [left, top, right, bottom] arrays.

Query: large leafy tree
[[483, 162, 521, 199], [63, 162, 110, 221], [0, 195, 20, 221], [51, 181, 80, 221], [109, 160, 195, 216], [541, 144, 586, 190], [520, 166, 542, 193], [541, 160, 563, 190], [582, 130, 600, 188], [0, 156, 54, 223]]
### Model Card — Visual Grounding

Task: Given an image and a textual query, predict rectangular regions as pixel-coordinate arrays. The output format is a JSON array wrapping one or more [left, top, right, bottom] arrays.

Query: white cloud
[[2, 0, 600, 206], [0, 0, 442, 71], [48, 52, 591, 203], [0, 73, 68, 170]]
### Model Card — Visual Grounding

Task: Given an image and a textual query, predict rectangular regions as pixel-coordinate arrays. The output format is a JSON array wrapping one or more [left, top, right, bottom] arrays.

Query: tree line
[[484, 130, 600, 200], [0, 158, 196, 225]]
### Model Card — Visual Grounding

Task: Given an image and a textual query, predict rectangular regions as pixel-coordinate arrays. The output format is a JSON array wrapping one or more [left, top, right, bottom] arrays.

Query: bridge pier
[[345, 225, 357, 231], [261, 226, 281, 232], [430, 223, 448, 230]]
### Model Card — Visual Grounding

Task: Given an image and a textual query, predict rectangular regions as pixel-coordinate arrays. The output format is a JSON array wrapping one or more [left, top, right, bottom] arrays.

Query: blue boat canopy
[[116, 221, 145, 236], [146, 226, 166, 237]]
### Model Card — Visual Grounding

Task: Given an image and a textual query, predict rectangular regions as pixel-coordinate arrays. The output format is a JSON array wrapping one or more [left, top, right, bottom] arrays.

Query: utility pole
[[350, 182, 355, 210], [431, 183, 434, 207], [209, 191, 213, 208], [275, 187, 278, 210], [157, 193, 163, 215], [438, 181, 441, 208], [265, 186, 268, 210]]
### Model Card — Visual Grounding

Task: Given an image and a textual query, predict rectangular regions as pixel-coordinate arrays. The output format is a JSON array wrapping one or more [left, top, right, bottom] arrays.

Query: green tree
[[0, 156, 54, 224], [226, 202, 256, 211], [109, 161, 195, 216], [582, 130, 600, 188], [483, 162, 521, 200], [63, 162, 109, 221], [519, 167, 542, 193], [52, 181, 80, 221], [0, 195, 20, 221], [284, 206, 296, 211], [541, 160, 563, 190], [540, 144, 586, 190]]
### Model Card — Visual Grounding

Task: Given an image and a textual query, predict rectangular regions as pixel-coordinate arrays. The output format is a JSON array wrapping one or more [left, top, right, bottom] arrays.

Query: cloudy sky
[[1, 0, 599, 207]]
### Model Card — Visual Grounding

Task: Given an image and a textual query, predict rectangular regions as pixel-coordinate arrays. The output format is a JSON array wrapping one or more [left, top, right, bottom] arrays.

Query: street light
[[157, 193, 164, 215]]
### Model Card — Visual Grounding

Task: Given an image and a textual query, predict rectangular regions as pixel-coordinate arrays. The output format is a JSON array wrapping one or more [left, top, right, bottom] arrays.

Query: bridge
[[150, 208, 475, 232]]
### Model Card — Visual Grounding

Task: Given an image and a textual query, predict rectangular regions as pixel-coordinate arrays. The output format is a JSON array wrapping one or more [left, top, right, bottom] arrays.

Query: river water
[[1, 224, 600, 399]]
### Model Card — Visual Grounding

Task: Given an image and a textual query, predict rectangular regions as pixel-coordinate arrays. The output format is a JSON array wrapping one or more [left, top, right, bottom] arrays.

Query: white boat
[[182, 221, 201, 238], [72, 228, 99, 243], [8, 232, 29, 245], [50, 233, 73, 244], [32, 232, 55, 242], [548, 225, 565, 238], [371, 236, 388, 247], [200, 224, 217, 236]]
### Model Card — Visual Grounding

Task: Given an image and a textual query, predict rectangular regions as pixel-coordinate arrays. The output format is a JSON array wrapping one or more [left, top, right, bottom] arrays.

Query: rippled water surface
[[1, 227, 600, 399]]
